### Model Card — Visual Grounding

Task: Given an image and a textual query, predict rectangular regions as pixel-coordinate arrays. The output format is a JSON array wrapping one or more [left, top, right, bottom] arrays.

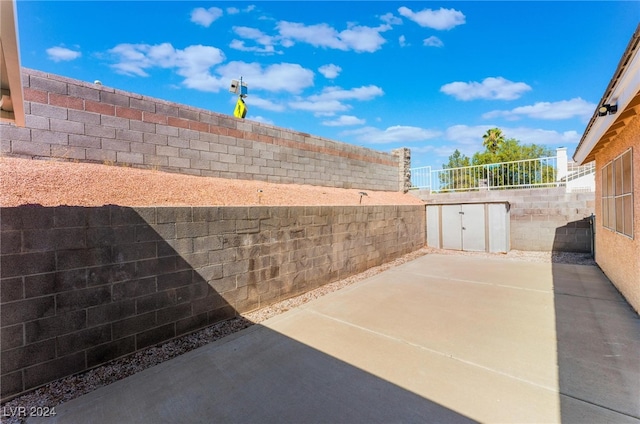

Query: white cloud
[[277, 21, 342, 49], [399, 35, 408, 47], [441, 124, 581, 157], [216, 61, 314, 93], [277, 21, 391, 53], [440, 77, 532, 101], [340, 24, 390, 52], [109, 43, 227, 91], [432, 145, 462, 159], [229, 40, 278, 54], [423, 36, 443, 47], [245, 96, 286, 112], [422, 145, 473, 161], [309, 85, 384, 102], [289, 99, 350, 115], [233, 26, 273, 44], [398, 7, 466, 30], [482, 98, 595, 121], [322, 115, 366, 126], [46, 46, 81, 62], [230, 26, 280, 54], [380, 12, 402, 25], [318, 64, 342, 79], [280, 38, 295, 48], [504, 127, 581, 146], [226, 7, 240, 14], [290, 85, 384, 116], [249, 115, 275, 125], [424, 125, 580, 163], [190, 7, 223, 27], [444, 124, 495, 146], [342, 125, 441, 144]]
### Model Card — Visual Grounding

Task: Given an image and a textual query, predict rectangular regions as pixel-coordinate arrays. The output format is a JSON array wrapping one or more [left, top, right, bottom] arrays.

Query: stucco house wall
[[593, 114, 640, 312], [573, 24, 639, 314]]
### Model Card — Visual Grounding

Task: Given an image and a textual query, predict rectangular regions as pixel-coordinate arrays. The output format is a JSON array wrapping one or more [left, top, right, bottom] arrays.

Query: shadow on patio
[[551, 221, 640, 422]]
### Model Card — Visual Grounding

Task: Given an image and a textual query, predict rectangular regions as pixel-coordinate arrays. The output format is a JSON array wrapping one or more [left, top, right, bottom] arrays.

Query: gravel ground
[[0, 157, 423, 207], [0, 246, 596, 424]]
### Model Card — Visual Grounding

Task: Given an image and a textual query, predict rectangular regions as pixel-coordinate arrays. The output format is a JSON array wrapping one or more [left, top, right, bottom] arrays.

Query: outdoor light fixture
[[598, 103, 618, 117], [359, 191, 368, 204]]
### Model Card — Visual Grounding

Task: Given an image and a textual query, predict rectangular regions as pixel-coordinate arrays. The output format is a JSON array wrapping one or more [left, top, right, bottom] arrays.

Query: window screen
[[601, 149, 633, 238]]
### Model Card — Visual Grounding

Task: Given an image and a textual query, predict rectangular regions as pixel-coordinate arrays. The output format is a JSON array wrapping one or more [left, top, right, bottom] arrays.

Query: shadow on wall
[[552, 217, 593, 254], [551, 232, 640, 421], [1, 204, 473, 423], [0, 204, 236, 401]]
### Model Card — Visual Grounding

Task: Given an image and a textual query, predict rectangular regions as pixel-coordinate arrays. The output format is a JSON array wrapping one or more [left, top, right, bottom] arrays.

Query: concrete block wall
[[0, 204, 425, 401], [0, 68, 402, 191], [414, 187, 595, 252]]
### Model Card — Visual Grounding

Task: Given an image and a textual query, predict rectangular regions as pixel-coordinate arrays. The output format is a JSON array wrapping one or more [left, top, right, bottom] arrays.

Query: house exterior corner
[[573, 24, 640, 314], [593, 115, 640, 313]]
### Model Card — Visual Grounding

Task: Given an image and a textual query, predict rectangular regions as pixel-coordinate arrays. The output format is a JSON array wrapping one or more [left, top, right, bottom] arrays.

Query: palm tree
[[482, 128, 505, 154]]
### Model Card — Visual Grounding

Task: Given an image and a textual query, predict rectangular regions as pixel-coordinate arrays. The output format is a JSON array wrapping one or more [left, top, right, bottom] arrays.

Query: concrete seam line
[[305, 308, 559, 393], [554, 291, 633, 304], [396, 270, 553, 295], [559, 392, 640, 420]]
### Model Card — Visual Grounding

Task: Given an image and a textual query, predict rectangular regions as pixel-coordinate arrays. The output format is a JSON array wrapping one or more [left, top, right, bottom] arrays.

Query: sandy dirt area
[[0, 157, 424, 208]]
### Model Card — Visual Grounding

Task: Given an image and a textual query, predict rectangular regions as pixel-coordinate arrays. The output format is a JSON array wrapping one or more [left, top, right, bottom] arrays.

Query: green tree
[[473, 138, 552, 164], [440, 149, 474, 191], [472, 135, 555, 188], [444, 149, 471, 168], [481, 128, 505, 154]]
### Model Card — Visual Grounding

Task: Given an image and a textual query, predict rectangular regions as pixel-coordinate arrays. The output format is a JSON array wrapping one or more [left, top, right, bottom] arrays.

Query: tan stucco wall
[[594, 113, 640, 313]]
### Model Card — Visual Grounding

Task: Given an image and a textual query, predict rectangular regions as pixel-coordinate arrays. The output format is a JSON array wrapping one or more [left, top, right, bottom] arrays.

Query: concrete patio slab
[[29, 253, 640, 424]]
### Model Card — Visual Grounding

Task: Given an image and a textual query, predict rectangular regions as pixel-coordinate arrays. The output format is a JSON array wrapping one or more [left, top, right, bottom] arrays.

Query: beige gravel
[[0, 157, 424, 207]]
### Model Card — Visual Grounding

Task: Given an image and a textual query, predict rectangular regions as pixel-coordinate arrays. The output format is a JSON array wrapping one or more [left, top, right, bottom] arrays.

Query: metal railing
[[410, 166, 432, 190], [566, 161, 595, 181], [410, 156, 595, 193]]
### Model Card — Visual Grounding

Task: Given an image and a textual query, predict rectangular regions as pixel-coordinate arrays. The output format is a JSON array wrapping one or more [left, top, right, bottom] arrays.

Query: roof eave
[[0, 0, 25, 127], [573, 24, 640, 165]]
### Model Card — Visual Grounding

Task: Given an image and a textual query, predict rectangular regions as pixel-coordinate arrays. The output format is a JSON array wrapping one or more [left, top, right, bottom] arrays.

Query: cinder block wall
[[0, 204, 425, 401], [413, 188, 595, 252], [0, 68, 401, 191]]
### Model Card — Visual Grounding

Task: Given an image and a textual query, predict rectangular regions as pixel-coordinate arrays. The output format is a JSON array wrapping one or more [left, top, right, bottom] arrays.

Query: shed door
[[461, 204, 486, 252], [488, 203, 509, 253], [426, 205, 441, 248], [441, 205, 463, 250]]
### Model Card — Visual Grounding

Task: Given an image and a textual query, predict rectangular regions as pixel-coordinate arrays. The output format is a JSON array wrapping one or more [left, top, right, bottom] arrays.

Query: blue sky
[[16, 1, 640, 168]]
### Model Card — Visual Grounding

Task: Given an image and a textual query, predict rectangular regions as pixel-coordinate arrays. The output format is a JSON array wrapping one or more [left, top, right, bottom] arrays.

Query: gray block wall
[[0, 204, 425, 401], [0, 68, 403, 191], [413, 187, 595, 252]]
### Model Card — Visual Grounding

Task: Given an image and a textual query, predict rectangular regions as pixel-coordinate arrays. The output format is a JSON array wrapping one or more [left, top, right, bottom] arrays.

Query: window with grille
[[602, 148, 633, 238]]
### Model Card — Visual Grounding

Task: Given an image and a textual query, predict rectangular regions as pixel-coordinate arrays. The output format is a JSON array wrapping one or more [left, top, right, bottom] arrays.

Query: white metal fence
[[566, 161, 595, 181], [410, 156, 595, 193]]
